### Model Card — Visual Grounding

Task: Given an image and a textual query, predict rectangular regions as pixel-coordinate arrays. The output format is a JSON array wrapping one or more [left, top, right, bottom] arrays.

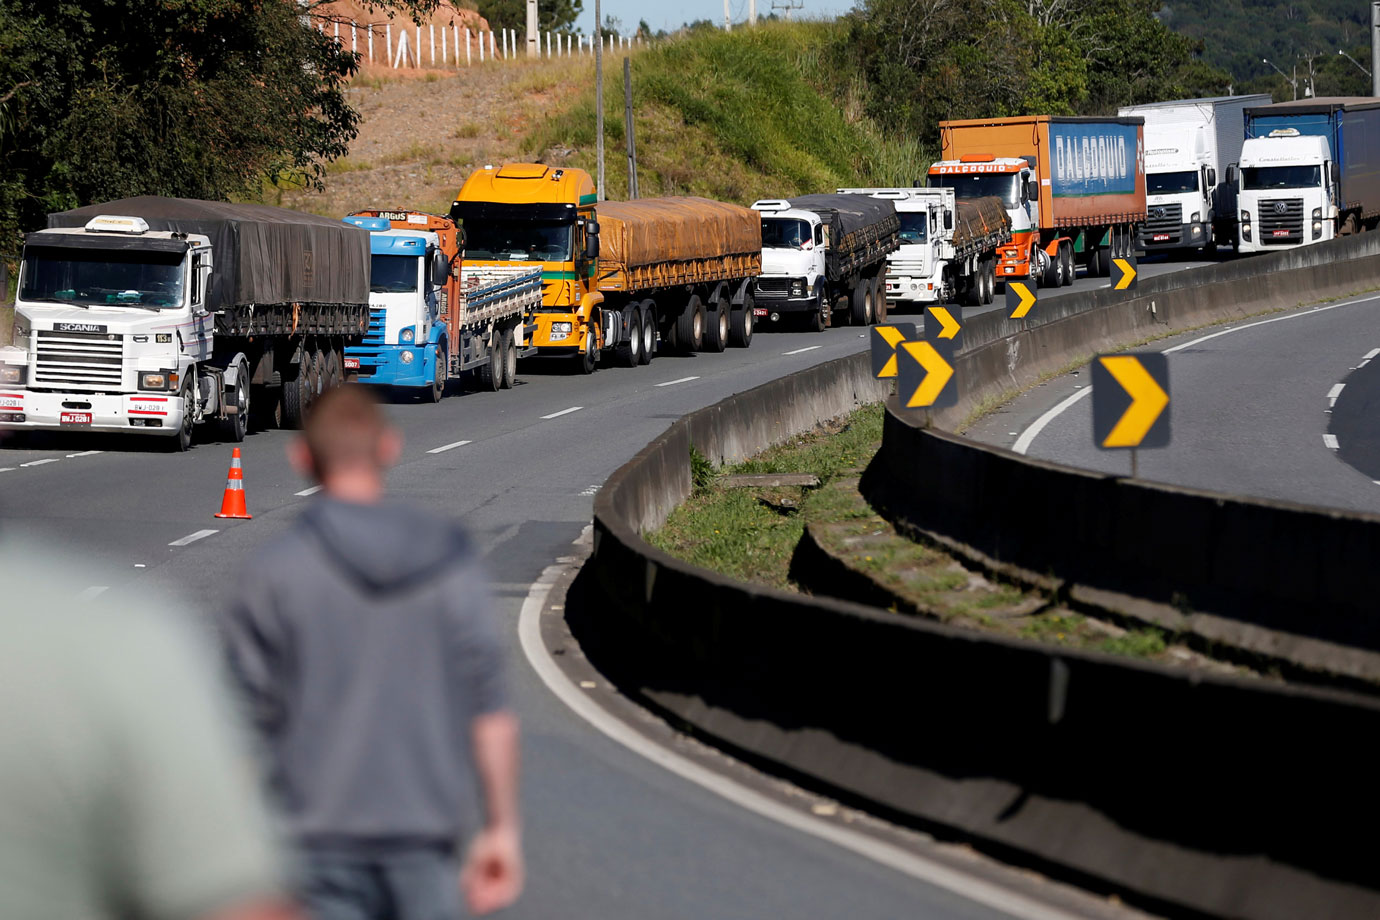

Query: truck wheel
[[221, 360, 249, 442], [639, 303, 656, 364], [324, 347, 342, 390], [426, 345, 447, 403], [729, 300, 753, 348], [811, 288, 828, 332], [578, 327, 597, 374], [1041, 249, 1061, 288], [703, 299, 728, 353], [1059, 244, 1074, 286], [171, 382, 195, 452], [850, 281, 872, 326], [870, 273, 888, 323], [282, 365, 309, 429], [478, 335, 502, 390], [982, 260, 995, 304], [501, 328, 517, 387], [613, 310, 641, 367], [676, 295, 704, 352]]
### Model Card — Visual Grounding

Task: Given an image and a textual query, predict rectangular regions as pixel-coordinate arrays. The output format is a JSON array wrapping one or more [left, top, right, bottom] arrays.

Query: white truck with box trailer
[[0, 197, 370, 449], [1118, 95, 1270, 254]]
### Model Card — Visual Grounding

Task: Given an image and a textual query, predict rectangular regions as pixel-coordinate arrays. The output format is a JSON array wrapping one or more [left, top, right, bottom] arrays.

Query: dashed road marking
[[66, 450, 103, 459], [541, 406, 583, 420], [1324, 433, 1340, 450], [1364, 348, 1380, 361], [0, 467, 14, 474], [77, 586, 108, 601], [655, 376, 700, 387], [426, 439, 472, 455], [19, 458, 59, 467], [168, 529, 218, 547], [783, 345, 823, 356], [1328, 383, 1345, 406], [578, 484, 600, 496], [295, 485, 323, 496]]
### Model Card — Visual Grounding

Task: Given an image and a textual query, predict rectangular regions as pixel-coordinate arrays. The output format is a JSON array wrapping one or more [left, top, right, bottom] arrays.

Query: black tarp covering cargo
[[47, 197, 370, 313], [953, 196, 1012, 258], [787, 194, 901, 281]]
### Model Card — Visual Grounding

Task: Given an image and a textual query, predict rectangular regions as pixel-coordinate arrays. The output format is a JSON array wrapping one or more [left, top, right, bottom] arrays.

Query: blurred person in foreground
[[219, 386, 522, 919], [0, 546, 294, 920]]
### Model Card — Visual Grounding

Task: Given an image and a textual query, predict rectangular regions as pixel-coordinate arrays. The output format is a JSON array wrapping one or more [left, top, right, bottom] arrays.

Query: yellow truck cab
[[451, 164, 604, 372]]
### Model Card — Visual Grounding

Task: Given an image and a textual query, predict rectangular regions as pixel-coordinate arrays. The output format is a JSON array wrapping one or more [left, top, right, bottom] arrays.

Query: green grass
[[525, 22, 930, 204]]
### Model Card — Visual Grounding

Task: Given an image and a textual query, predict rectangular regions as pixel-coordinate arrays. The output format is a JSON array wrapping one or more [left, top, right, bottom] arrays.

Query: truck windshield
[[761, 218, 812, 249], [19, 247, 184, 308], [898, 212, 928, 244], [371, 254, 418, 293], [1242, 165, 1322, 190], [465, 219, 573, 262], [930, 174, 1021, 209], [1148, 171, 1199, 194]]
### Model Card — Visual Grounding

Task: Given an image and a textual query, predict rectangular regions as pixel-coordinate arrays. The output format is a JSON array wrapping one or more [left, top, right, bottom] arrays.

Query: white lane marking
[[783, 345, 823, 356], [0, 467, 14, 474], [295, 485, 324, 497], [655, 376, 700, 387], [1364, 348, 1380, 361], [517, 537, 1084, 920], [168, 529, 218, 547], [19, 458, 59, 467], [1328, 383, 1346, 406], [1324, 433, 1340, 450], [541, 406, 583, 420], [66, 450, 103, 458], [1014, 295, 1380, 454], [77, 586, 108, 601], [1013, 388, 1092, 455], [426, 439, 472, 455]]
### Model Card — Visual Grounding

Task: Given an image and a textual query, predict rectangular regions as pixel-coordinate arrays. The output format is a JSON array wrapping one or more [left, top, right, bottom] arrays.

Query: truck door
[[189, 249, 212, 361]]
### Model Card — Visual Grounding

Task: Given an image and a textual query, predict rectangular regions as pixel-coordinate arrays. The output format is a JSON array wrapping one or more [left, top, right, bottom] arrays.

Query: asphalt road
[[969, 289, 1380, 515], [0, 259, 1213, 920]]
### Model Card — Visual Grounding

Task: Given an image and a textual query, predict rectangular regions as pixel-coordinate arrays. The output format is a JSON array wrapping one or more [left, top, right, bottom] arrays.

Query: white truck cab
[[927, 157, 1040, 280], [838, 188, 948, 305], [1, 216, 219, 444], [1233, 132, 1337, 253], [1143, 129, 1215, 250], [750, 200, 826, 318]]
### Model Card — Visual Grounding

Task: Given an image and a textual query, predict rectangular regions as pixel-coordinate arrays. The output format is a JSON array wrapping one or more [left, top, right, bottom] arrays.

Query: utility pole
[[724, 0, 731, 30], [526, 0, 538, 58], [596, 0, 605, 201], [749, 0, 757, 25], [771, 0, 803, 20], [624, 56, 639, 199], [1372, 1, 1380, 96], [1263, 57, 1297, 100]]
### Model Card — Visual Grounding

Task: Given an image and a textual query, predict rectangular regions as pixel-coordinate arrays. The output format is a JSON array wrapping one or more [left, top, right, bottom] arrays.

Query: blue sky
[[573, 0, 856, 34]]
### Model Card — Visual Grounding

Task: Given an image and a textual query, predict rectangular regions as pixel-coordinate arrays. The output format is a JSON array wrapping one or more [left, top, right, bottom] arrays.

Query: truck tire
[[729, 298, 753, 348], [325, 347, 343, 390], [811, 287, 828, 332], [1041, 248, 1062, 288], [850, 280, 872, 326], [170, 381, 195, 452], [871, 273, 887, 323], [613, 310, 641, 367], [1059, 244, 1074, 286], [501, 328, 517, 387], [639, 302, 656, 364], [478, 334, 502, 390], [282, 363, 309, 429], [221, 359, 249, 442], [578, 327, 597, 374], [981, 259, 995, 304], [676, 295, 704, 352], [426, 345, 446, 403], [703, 298, 729, 353]]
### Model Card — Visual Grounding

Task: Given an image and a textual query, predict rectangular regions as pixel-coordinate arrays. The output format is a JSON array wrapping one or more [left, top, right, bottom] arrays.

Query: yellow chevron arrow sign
[[1093, 354, 1169, 449], [898, 340, 956, 408], [870, 324, 915, 378], [1006, 281, 1036, 319], [928, 306, 961, 339], [1112, 257, 1138, 291]]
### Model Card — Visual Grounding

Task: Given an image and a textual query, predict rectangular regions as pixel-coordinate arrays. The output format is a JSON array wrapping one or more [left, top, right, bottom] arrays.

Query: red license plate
[[753, 308, 768, 317], [60, 412, 92, 425], [343, 356, 360, 370], [1152, 233, 1171, 241], [1272, 229, 1291, 237]]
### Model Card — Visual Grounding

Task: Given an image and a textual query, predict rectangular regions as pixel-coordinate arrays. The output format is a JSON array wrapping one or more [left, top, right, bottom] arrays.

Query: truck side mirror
[[944, 210, 953, 230], [1226, 164, 1237, 185], [1206, 167, 1216, 188], [1026, 179, 1038, 203], [585, 230, 599, 261], [1331, 161, 1341, 184], [431, 249, 450, 286]]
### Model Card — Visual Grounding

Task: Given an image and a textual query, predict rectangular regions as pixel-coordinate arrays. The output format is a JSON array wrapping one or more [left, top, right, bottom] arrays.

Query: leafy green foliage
[[0, 0, 443, 257], [477, 0, 582, 32], [844, 0, 1231, 147]]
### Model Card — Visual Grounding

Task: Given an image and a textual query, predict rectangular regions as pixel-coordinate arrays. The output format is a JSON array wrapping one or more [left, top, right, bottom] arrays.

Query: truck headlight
[[399, 326, 416, 344], [139, 371, 172, 390], [550, 321, 573, 342], [1313, 220, 1323, 239], [1240, 210, 1251, 223], [400, 350, 415, 364], [0, 365, 21, 384], [1191, 212, 1201, 224], [1312, 207, 1322, 220], [790, 280, 804, 297]]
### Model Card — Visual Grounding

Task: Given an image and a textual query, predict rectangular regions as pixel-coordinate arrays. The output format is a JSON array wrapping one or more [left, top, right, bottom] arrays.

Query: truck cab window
[[190, 253, 203, 305], [761, 218, 812, 250], [371, 254, 419, 293], [19, 247, 185, 308], [898, 212, 928, 243], [466, 220, 574, 262]]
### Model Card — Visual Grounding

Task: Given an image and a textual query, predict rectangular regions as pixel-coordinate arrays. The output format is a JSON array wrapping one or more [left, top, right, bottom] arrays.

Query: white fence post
[[414, 27, 421, 67], [386, 23, 393, 67], [441, 24, 446, 66], [479, 31, 485, 62], [490, 30, 496, 60], [466, 27, 472, 65], [430, 24, 435, 66], [367, 23, 373, 63]]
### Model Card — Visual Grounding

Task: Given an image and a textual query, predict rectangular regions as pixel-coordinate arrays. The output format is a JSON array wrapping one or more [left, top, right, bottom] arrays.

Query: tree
[[478, 0, 582, 32]]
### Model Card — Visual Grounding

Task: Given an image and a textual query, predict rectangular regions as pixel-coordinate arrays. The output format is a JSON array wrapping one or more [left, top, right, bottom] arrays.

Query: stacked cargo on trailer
[[928, 116, 1146, 287], [752, 194, 900, 330], [837, 188, 1010, 307], [0, 197, 369, 449], [451, 165, 760, 372], [1119, 95, 1270, 254], [1233, 98, 1380, 253], [342, 210, 541, 401]]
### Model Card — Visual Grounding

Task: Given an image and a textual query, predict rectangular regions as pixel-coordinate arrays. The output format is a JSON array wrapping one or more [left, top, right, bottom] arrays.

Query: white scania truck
[[0, 198, 370, 449], [1118, 95, 1270, 254]]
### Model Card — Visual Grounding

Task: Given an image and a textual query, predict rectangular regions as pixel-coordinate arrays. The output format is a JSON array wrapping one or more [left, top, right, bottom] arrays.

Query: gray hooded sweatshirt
[[220, 497, 506, 851]]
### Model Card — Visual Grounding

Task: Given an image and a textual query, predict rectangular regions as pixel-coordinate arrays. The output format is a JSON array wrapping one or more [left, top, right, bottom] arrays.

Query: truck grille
[[1144, 202, 1183, 244], [755, 278, 794, 298], [33, 330, 123, 390], [363, 308, 387, 345], [1258, 198, 1303, 244]]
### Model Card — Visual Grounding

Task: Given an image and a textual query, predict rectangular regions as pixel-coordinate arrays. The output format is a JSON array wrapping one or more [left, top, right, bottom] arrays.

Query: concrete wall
[[580, 234, 1380, 918]]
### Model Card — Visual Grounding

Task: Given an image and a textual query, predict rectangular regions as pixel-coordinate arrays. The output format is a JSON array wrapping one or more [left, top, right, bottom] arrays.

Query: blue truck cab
[[343, 215, 448, 390]]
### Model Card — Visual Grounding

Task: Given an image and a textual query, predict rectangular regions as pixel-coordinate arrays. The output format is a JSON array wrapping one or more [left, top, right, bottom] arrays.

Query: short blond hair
[[301, 386, 392, 475]]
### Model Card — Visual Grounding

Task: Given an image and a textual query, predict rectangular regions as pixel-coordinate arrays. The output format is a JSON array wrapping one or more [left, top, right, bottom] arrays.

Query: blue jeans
[[295, 848, 461, 920]]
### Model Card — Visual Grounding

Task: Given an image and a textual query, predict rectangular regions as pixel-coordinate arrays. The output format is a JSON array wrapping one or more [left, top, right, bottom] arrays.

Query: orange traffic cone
[[214, 448, 252, 519]]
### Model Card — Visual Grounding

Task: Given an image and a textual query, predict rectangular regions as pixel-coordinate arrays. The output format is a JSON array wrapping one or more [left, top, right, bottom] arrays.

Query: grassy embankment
[[525, 20, 929, 203]]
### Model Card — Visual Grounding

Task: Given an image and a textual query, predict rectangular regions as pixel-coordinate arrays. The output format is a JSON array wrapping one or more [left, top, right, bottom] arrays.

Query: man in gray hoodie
[[220, 386, 522, 919]]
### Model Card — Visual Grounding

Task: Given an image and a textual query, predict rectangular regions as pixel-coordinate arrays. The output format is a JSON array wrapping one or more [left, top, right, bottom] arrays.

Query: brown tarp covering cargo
[[953, 196, 1012, 257], [47, 196, 371, 312], [598, 197, 762, 279]]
